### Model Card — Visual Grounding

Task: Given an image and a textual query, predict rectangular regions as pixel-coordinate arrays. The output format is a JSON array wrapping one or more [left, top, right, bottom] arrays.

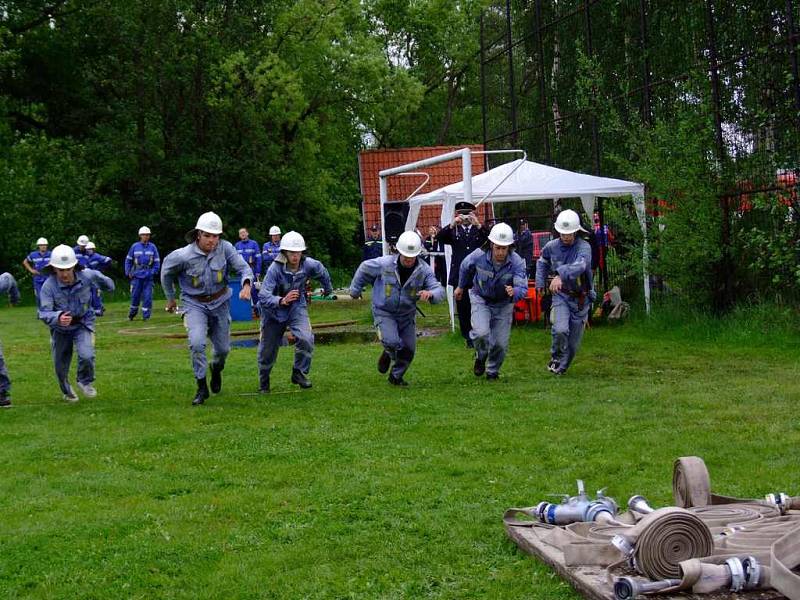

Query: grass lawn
[[1, 291, 798, 599]]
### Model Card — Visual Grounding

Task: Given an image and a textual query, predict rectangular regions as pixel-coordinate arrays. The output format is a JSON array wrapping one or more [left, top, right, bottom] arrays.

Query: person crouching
[[38, 245, 115, 402], [454, 223, 527, 380], [257, 231, 332, 393], [349, 231, 445, 386]]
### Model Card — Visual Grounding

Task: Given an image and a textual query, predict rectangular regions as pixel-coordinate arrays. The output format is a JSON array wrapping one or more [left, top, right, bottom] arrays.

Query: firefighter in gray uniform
[[535, 209, 595, 375], [455, 223, 528, 380], [161, 212, 254, 405], [350, 231, 445, 386]]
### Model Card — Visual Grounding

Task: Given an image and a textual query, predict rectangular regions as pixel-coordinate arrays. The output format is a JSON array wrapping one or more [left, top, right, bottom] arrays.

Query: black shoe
[[128, 313, 135, 321], [192, 378, 209, 405], [259, 376, 270, 394], [0, 394, 11, 408], [465, 338, 474, 349], [377, 350, 391, 374], [473, 357, 486, 377], [388, 374, 409, 386], [486, 372, 499, 381], [291, 369, 312, 389], [547, 360, 561, 375], [210, 364, 223, 394]]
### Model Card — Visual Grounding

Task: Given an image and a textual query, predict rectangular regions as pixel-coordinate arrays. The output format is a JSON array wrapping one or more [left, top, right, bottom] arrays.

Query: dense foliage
[[0, 0, 488, 278]]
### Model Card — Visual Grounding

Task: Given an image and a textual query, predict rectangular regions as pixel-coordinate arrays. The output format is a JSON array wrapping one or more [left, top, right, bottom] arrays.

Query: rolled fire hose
[[612, 507, 714, 580]]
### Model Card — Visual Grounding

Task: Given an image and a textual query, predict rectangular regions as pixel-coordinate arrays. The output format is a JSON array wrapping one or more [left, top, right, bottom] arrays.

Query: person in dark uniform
[[362, 224, 382, 260], [435, 201, 489, 347], [515, 220, 534, 276]]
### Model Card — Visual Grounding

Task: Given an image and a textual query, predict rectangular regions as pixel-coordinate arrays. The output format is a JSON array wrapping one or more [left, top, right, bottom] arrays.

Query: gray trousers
[[0, 341, 10, 395], [184, 299, 231, 379], [50, 327, 95, 395], [258, 307, 314, 387], [469, 293, 514, 376], [550, 294, 589, 373], [375, 310, 416, 379]]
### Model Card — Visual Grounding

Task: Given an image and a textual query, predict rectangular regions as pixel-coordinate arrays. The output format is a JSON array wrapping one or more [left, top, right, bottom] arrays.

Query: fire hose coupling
[[725, 557, 746, 592], [627, 495, 655, 515], [613, 576, 682, 600], [765, 492, 791, 514], [535, 480, 618, 525], [611, 534, 635, 558], [741, 555, 762, 590]]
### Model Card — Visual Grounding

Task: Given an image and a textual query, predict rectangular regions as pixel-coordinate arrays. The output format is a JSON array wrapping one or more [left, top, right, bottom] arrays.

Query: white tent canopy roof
[[409, 158, 644, 207]]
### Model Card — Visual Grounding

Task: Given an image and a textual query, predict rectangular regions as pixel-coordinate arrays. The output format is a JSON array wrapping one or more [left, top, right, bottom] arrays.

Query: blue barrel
[[228, 280, 252, 321]]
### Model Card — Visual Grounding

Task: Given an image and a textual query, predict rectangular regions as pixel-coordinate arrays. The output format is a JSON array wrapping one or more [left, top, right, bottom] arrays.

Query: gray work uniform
[[257, 255, 332, 387], [0, 272, 21, 396], [350, 255, 444, 379], [38, 269, 115, 395], [161, 240, 253, 380], [535, 238, 595, 374], [459, 249, 528, 376]]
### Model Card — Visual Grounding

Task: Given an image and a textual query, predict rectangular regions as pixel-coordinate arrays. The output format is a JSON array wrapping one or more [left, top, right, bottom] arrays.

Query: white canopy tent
[[400, 157, 650, 323]]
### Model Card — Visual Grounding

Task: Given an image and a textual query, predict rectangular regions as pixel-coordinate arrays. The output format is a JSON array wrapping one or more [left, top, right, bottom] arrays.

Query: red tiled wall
[[358, 146, 492, 235]]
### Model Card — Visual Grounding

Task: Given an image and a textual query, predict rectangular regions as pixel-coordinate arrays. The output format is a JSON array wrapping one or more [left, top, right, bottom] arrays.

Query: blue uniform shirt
[[26, 250, 52, 285], [350, 254, 445, 316], [161, 240, 253, 304], [86, 252, 113, 272], [235, 239, 262, 278], [259, 255, 333, 323], [459, 248, 528, 304], [262, 241, 281, 270], [125, 242, 160, 279], [39, 269, 115, 332], [535, 238, 595, 300]]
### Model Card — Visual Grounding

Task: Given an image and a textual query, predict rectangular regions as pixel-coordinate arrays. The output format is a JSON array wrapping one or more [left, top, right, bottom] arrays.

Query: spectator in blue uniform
[[257, 231, 332, 393], [38, 245, 115, 402], [455, 223, 528, 381], [350, 231, 445, 386], [0, 272, 21, 407], [535, 209, 595, 376], [85, 242, 113, 316], [22, 237, 52, 308], [125, 226, 160, 321], [161, 212, 253, 406], [74, 235, 90, 265], [362, 224, 383, 260], [261, 225, 282, 273], [235, 228, 262, 279]]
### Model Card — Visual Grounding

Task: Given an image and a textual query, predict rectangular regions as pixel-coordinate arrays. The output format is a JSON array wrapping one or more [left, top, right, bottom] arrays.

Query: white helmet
[[76, 235, 89, 247], [49, 244, 78, 269], [396, 231, 422, 258], [138, 226, 151, 235], [554, 209, 588, 234], [36, 237, 48, 246], [280, 231, 306, 252], [86, 241, 96, 250], [488, 222, 514, 246], [195, 211, 223, 234], [269, 225, 281, 236]]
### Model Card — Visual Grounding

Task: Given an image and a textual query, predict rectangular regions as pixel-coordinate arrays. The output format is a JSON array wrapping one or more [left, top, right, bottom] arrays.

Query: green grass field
[[1, 292, 798, 599]]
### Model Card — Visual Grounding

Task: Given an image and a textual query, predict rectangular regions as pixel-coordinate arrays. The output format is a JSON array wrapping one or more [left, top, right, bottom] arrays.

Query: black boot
[[377, 350, 391, 374], [291, 369, 312, 389], [210, 363, 223, 394], [473, 356, 486, 377], [259, 376, 270, 394], [192, 378, 209, 405], [0, 393, 11, 408]]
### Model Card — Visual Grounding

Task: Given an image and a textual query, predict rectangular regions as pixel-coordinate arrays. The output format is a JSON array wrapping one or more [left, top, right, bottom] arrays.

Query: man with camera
[[435, 201, 489, 347]]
